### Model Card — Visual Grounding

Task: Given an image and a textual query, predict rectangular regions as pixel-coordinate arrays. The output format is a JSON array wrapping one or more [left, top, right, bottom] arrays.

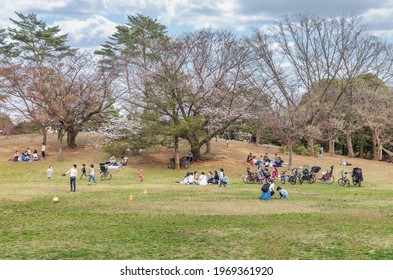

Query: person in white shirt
[[188, 173, 198, 185], [109, 155, 116, 165], [88, 164, 96, 185], [65, 164, 78, 192], [41, 143, 46, 158], [47, 165, 53, 179], [219, 168, 225, 187], [269, 179, 275, 197], [199, 172, 208, 185]]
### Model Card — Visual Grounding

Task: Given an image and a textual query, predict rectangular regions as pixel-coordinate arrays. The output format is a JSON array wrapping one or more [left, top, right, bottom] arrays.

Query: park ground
[[0, 132, 392, 259]]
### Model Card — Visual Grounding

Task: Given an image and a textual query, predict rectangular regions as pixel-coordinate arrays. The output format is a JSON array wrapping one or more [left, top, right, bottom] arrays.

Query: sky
[[1, 0, 393, 50]]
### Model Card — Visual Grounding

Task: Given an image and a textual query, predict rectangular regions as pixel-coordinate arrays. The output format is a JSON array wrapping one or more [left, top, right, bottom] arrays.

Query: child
[[137, 170, 143, 182], [47, 165, 53, 179], [276, 186, 288, 199], [80, 163, 87, 180], [88, 164, 96, 185]]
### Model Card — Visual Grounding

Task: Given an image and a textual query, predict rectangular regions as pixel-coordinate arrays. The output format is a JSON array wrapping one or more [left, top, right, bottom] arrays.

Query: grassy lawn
[[1, 133, 392, 259]]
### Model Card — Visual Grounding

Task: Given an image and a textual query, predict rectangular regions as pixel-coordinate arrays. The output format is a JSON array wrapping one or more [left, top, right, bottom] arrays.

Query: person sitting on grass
[[276, 186, 288, 199], [32, 149, 40, 160], [199, 172, 208, 185], [188, 172, 198, 185], [10, 151, 19, 161], [109, 154, 116, 165], [207, 171, 213, 184]]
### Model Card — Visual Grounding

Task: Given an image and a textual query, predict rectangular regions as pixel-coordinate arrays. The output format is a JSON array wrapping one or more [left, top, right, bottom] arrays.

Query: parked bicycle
[[99, 163, 112, 181], [310, 165, 335, 184], [288, 168, 303, 185], [243, 168, 270, 184], [168, 156, 190, 169], [280, 170, 290, 184], [351, 167, 363, 187], [338, 170, 350, 187]]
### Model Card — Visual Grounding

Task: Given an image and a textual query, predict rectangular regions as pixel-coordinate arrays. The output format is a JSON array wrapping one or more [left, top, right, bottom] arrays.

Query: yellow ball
[[53, 197, 59, 203]]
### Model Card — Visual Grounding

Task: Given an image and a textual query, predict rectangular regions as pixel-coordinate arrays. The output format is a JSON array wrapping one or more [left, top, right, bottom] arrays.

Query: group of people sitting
[[247, 152, 285, 168], [177, 168, 228, 187], [10, 146, 44, 162], [106, 154, 128, 167]]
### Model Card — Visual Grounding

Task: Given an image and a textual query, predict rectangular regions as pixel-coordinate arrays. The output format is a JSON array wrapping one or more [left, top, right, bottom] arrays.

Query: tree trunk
[[255, 130, 260, 146], [57, 130, 64, 162], [204, 140, 211, 158], [306, 137, 314, 157], [346, 133, 354, 158], [174, 136, 180, 169], [328, 139, 335, 156], [372, 129, 381, 161], [66, 126, 79, 149], [359, 143, 364, 159], [41, 128, 47, 145], [288, 140, 293, 170], [190, 143, 201, 162]]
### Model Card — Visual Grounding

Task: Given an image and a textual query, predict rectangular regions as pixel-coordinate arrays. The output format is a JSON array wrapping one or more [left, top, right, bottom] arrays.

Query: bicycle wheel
[[167, 158, 175, 169], [338, 178, 347, 187], [353, 179, 361, 187], [245, 175, 254, 184], [106, 172, 112, 180], [242, 174, 248, 183], [326, 175, 334, 184], [180, 159, 190, 169], [288, 176, 296, 185]]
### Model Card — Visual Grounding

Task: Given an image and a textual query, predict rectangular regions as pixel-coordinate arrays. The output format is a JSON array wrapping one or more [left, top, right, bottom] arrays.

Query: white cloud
[[54, 15, 117, 49]]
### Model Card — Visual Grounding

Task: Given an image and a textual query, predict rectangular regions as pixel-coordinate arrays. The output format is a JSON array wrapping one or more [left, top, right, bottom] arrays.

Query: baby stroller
[[99, 163, 112, 181], [351, 167, 363, 187], [300, 167, 313, 183]]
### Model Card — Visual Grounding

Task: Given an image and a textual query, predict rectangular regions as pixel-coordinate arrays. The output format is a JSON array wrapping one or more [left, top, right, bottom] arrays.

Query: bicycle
[[242, 171, 269, 184], [310, 165, 335, 184], [288, 168, 304, 185], [99, 163, 112, 181], [280, 170, 290, 184], [338, 170, 350, 187], [168, 156, 190, 169]]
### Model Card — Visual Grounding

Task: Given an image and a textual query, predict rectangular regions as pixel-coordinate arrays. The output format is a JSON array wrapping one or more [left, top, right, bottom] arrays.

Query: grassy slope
[[0, 133, 392, 260]]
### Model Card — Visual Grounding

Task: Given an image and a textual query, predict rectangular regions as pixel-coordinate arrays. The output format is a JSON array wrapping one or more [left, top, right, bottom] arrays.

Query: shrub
[[293, 141, 311, 156], [279, 145, 289, 154], [103, 141, 129, 157]]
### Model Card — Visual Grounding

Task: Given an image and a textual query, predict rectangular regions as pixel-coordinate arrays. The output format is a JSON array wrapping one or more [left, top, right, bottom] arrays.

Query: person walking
[[318, 146, 323, 159], [47, 165, 53, 179], [80, 163, 87, 180], [64, 164, 78, 192], [87, 164, 96, 185]]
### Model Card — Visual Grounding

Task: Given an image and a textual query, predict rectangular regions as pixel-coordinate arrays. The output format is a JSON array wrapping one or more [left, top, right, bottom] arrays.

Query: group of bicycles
[[243, 165, 363, 187]]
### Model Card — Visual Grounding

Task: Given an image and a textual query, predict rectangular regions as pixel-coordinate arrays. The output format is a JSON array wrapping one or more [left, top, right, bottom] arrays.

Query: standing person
[[64, 164, 78, 192], [269, 179, 276, 197], [87, 164, 96, 185], [318, 146, 323, 159], [41, 143, 46, 158], [47, 165, 53, 179], [80, 164, 87, 180], [219, 168, 226, 188]]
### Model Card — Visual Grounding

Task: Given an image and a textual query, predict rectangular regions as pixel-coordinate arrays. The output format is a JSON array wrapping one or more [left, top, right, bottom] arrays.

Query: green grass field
[[1, 133, 392, 259]]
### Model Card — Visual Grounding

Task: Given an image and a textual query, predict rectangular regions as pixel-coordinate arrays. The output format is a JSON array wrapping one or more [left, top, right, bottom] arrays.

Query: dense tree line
[[1, 12, 393, 165]]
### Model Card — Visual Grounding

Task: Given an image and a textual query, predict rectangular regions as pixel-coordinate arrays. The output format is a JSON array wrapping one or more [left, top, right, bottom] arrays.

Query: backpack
[[261, 183, 270, 193]]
